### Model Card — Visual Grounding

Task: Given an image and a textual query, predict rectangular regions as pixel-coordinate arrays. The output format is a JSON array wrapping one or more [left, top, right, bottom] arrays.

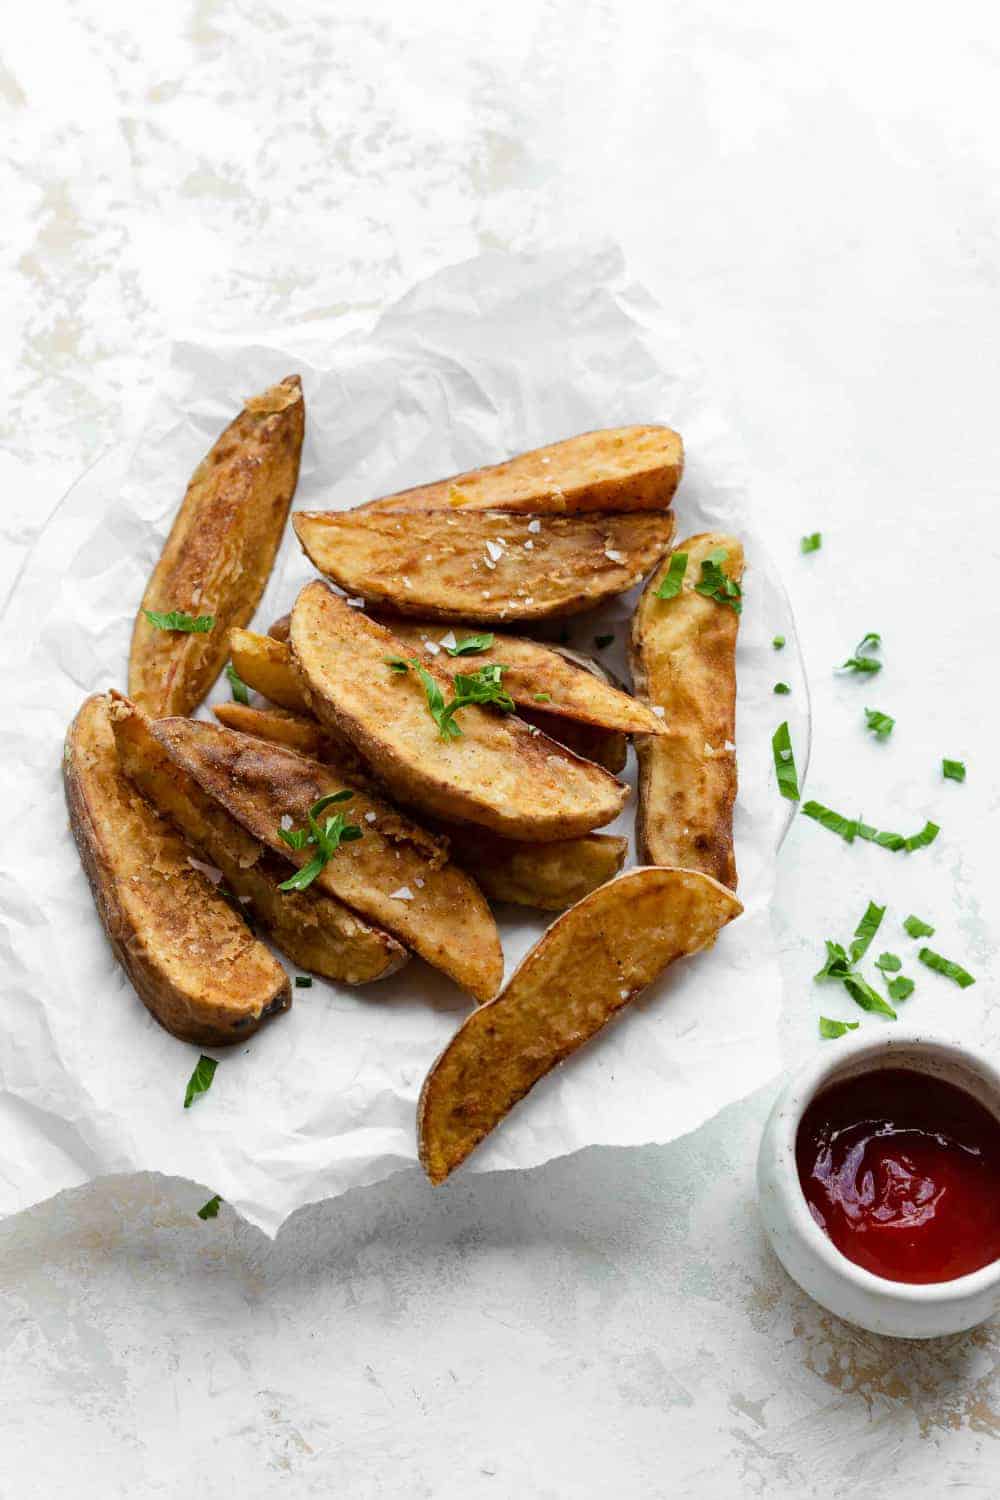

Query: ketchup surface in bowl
[[796, 1067, 1000, 1284]]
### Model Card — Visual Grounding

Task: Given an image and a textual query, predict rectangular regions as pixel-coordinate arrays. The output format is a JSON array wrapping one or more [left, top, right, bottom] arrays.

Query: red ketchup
[[796, 1068, 1000, 1284]]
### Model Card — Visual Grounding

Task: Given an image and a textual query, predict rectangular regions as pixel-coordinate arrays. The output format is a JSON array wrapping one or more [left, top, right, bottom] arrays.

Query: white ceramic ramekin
[[757, 1029, 1000, 1339]]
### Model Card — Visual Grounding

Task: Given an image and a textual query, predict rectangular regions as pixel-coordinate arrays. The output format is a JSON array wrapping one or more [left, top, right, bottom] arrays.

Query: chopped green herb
[[773, 682, 791, 695], [841, 632, 882, 675], [184, 1055, 218, 1109], [843, 973, 897, 1018], [445, 633, 495, 657], [943, 759, 966, 783], [654, 552, 688, 600], [850, 901, 886, 962], [918, 948, 975, 988], [800, 533, 822, 554], [815, 939, 851, 982], [694, 549, 742, 613], [594, 634, 615, 649], [771, 721, 799, 801], [276, 792, 362, 892], [225, 661, 251, 704], [384, 655, 410, 673], [531, 692, 552, 704], [819, 1016, 860, 1039], [772, 635, 786, 650], [295, 976, 313, 988], [197, 1195, 222, 1220], [144, 608, 214, 634], [904, 914, 935, 939], [887, 975, 915, 1002], [391, 657, 515, 739], [864, 708, 894, 740], [801, 801, 938, 853], [874, 952, 902, 973]]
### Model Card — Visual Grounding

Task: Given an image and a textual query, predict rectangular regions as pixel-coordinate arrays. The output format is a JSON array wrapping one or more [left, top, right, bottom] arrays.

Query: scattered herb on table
[[887, 975, 915, 1002], [774, 682, 791, 695], [197, 1195, 222, 1220], [801, 801, 939, 853], [801, 533, 822, 554], [904, 914, 935, 938], [849, 900, 885, 962], [820, 1016, 859, 1039], [772, 635, 786, 650], [943, 759, 966, 783], [864, 708, 894, 739], [295, 975, 313, 988], [918, 948, 976, 988], [840, 631, 882, 675], [875, 952, 902, 973]]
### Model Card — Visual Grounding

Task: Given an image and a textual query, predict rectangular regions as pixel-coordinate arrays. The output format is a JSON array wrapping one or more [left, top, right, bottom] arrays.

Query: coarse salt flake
[[485, 540, 504, 562], [346, 597, 365, 609], [439, 630, 458, 649], [187, 857, 223, 886], [523, 539, 534, 551], [389, 886, 414, 901], [422, 639, 441, 655], [364, 811, 377, 824], [527, 519, 541, 533], [280, 814, 294, 830], [651, 706, 666, 718], [604, 548, 627, 564]]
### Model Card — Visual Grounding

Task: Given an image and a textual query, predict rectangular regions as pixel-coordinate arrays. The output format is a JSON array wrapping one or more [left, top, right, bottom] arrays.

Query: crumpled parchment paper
[[0, 246, 808, 1235]]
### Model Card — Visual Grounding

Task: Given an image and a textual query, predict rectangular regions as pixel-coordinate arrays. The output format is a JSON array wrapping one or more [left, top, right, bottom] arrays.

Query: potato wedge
[[111, 696, 407, 986], [64, 694, 290, 1045], [418, 867, 743, 1183], [293, 509, 675, 623], [519, 710, 627, 774], [384, 621, 666, 736], [290, 582, 628, 840], [210, 702, 627, 910], [229, 627, 309, 712], [147, 717, 503, 1002], [129, 375, 304, 716], [359, 426, 683, 515], [629, 534, 743, 889]]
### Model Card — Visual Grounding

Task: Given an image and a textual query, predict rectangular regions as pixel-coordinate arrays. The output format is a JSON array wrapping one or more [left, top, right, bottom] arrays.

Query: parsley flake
[[800, 533, 822, 554], [850, 900, 885, 962], [841, 632, 882, 674], [801, 801, 939, 853], [144, 609, 214, 633], [445, 633, 495, 657], [772, 635, 786, 650], [295, 975, 313, 988], [771, 721, 799, 801], [533, 692, 552, 702], [864, 708, 894, 739], [276, 792, 361, 892], [904, 914, 935, 939], [887, 975, 915, 1002], [874, 952, 902, 973], [225, 661, 251, 704], [819, 1016, 860, 1039], [197, 1195, 222, 1220], [184, 1055, 218, 1109], [655, 552, 689, 600], [390, 656, 515, 738], [693, 549, 742, 613], [943, 759, 966, 783], [773, 682, 791, 695], [919, 948, 975, 988]]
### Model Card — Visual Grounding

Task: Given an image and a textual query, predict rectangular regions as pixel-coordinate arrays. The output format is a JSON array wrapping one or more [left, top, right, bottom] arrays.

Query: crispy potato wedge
[[292, 508, 675, 623], [629, 534, 743, 889], [111, 696, 406, 986], [148, 717, 503, 1002], [210, 702, 627, 910], [359, 426, 683, 515], [519, 709, 627, 774], [418, 867, 743, 1183], [229, 627, 309, 712], [128, 375, 304, 717], [385, 621, 666, 736], [289, 582, 628, 840], [64, 694, 290, 1045]]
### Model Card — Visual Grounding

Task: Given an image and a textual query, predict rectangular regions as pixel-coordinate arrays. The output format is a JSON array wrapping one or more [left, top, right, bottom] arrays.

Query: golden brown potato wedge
[[64, 694, 290, 1046], [629, 534, 743, 889], [359, 426, 683, 515], [418, 867, 743, 1183], [147, 717, 504, 1002], [440, 826, 627, 910], [111, 696, 407, 986], [228, 627, 309, 712], [518, 710, 627, 774], [293, 509, 675, 623], [128, 375, 304, 717], [384, 621, 666, 736], [289, 582, 628, 840], [210, 702, 627, 910]]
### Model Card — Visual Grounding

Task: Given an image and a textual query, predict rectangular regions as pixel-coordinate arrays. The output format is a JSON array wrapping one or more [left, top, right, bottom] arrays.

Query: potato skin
[[293, 508, 675, 623], [360, 426, 683, 515], [418, 867, 743, 1183], [211, 702, 627, 911], [111, 696, 407, 986], [289, 582, 628, 841], [629, 534, 743, 889], [128, 375, 304, 717], [64, 694, 290, 1046]]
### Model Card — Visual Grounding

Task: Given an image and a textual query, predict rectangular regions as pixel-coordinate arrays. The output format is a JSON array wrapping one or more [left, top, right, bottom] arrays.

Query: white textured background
[[3, 2, 1000, 1495]]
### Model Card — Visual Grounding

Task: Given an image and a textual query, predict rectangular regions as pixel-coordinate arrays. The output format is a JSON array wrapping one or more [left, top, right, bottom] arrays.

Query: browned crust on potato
[[128, 375, 304, 716], [111, 696, 407, 986], [289, 582, 628, 840], [418, 867, 743, 1183], [228, 627, 309, 712], [146, 716, 504, 1002], [383, 621, 667, 736], [629, 534, 743, 889], [359, 426, 683, 515], [208, 702, 627, 911], [292, 509, 676, 623], [64, 694, 290, 1045]]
